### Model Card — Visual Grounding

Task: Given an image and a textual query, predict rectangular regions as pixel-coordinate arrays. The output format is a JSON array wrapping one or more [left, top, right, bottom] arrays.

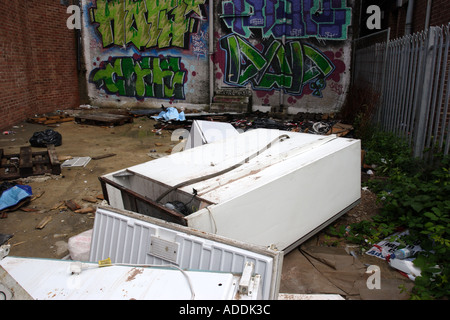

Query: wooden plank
[[36, 216, 52, 229], [1, 146, 61, 180], [47, 144, 61, 175], [92, 153, 116, 160], [65, 200, 81, 211], [75, 113, 133, 126], [19, 147, 33, 177]]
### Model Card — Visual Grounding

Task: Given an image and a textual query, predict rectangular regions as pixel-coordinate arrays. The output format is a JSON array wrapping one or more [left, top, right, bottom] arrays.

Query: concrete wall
[[0, 0, 80, 131], [81, 0, 354, 114]]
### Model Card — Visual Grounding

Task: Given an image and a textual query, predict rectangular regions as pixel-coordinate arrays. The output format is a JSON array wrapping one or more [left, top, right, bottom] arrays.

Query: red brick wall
[[385, 0, 449, 39], [0, 0, 80, 130], [427, 0, 450, 28]]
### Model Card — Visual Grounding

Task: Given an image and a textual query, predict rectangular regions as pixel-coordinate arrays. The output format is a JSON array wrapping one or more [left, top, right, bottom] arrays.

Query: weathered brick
[[0, 0, 80, 130]]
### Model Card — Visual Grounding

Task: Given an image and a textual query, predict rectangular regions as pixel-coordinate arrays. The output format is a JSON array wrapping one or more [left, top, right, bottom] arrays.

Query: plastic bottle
[[390, 248, 413, 260]]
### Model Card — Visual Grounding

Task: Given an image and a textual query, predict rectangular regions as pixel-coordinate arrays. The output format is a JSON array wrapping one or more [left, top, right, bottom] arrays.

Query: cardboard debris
[[328, 122, 354, 137], [281, 244, 414, 300]]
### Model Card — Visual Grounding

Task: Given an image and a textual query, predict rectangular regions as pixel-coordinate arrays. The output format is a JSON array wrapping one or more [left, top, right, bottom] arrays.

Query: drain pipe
[[209, 1, 214, 108], [425, 0, 432, 30], [405, 0, 414, 35]]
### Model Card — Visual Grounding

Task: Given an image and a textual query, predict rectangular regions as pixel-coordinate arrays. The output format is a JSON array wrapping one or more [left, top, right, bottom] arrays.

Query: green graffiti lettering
[[220, 34, 335, 96], [90, 0, 125, 47], [90, 0, 206, 49], [90, 56, 186, 100]]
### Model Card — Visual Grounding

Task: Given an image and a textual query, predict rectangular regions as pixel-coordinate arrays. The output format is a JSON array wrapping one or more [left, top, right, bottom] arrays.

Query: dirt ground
[[0, 110, 413, 299], [1, 111, 173, 258]]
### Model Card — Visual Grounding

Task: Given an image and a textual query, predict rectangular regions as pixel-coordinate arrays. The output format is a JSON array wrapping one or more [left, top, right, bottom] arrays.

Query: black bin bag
[[29, 129, 62, 147]]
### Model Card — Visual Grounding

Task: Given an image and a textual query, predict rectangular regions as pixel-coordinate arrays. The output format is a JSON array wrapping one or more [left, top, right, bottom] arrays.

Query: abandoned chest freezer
[[99, 128, 361, 253]]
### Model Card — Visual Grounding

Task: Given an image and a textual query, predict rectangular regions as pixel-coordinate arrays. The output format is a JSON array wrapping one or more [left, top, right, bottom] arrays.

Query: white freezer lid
[[88, 206, 283, 300], [126, 129, 359, 203], [0, 256, 241, 300]]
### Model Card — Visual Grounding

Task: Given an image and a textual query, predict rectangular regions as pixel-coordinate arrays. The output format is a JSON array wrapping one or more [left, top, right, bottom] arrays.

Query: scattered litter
[[74, 112, 133, 127], [0, 234, 13, 246], [51, 201, 66, 210], [65, 200, 81, 212], [151, 105, 186, 121], [20, 207, 39, 212], [29, 129, 62, 147], [82, 196, 98, 203], [74, 207, 95, 214], [27, 114, 74, 125], [388, 258, 422, 280], [129, 108, 162, 117], [91, 153, 116, 160], [365, 230, 423, 280], [35, 216, 52, 230], [58, 155, 73, 162], [78, 104, 98, 110], [329, 122, 354, 137], [68, 229, 93, 261], [0, 185, 32, 211], [61, 157, 91, 168]]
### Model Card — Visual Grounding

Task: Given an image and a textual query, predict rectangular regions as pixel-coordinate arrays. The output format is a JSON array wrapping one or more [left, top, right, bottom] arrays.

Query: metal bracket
[[238, 261, 254, 295]]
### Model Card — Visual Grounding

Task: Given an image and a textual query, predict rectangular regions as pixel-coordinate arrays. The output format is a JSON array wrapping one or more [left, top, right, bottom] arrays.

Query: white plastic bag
[[68, 229, 92, 261]]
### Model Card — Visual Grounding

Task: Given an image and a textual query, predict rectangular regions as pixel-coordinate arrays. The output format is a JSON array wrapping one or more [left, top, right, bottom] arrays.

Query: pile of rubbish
[[148, 108, 354, 138]]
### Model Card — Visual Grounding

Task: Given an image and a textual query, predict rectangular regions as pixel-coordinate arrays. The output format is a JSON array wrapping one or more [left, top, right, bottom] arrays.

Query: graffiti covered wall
[[82, 0, 353, 114], [82, 0, 210, 108], [214, 0, 354, 114]]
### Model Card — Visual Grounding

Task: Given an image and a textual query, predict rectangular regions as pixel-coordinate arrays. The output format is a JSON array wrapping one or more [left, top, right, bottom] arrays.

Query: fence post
[[413, 27, 437, 158]]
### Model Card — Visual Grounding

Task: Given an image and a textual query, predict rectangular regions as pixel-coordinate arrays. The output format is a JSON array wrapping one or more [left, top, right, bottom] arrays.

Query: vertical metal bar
[[385, 40, 396, 132], [405, 36, 416, 140], [409, 31, 426, 152], [406, 34, 419, 144], [413, 28, 437, 158], [440, 46, 450, 153], [399, 37, 412, 138], [426, 28, 443, 152], [392, 40, 401, 134], [436, 24, 450, 154], [379, 32, 390, 125]]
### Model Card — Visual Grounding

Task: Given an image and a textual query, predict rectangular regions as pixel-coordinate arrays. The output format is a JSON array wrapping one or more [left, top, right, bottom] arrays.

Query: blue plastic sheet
[[0, 185, 32, 211], [151, 107, 185, 121]]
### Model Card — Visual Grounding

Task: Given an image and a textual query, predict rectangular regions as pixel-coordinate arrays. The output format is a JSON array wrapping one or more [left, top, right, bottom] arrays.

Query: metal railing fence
[[352, 24, 450, 158]]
